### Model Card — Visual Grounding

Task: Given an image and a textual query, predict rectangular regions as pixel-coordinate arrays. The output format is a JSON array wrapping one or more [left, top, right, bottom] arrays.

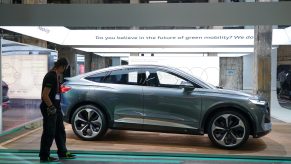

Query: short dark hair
[[54, 57, 68, 68]]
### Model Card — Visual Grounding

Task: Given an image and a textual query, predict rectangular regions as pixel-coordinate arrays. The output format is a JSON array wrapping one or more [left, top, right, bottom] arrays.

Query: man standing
[[39, 57, 75, 162]]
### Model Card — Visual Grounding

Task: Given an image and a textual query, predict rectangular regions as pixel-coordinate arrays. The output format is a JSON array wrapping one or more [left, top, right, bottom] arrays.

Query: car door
[[142, 67, 202, 132], [89, 68, 144, 128]]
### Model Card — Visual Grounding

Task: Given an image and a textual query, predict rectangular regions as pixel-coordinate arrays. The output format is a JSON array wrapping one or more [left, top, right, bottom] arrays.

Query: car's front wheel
[[207, 110, 250, 149], [71, 105, 107, 141]]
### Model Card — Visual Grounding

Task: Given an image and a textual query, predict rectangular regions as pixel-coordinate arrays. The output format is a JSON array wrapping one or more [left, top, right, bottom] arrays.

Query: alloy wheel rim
[[211, 114, 246, 147], [74, 108, 102, 139]]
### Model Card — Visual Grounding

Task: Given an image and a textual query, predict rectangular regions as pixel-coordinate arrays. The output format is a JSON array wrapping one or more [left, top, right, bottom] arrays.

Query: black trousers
[[39, 103, 67, 158]]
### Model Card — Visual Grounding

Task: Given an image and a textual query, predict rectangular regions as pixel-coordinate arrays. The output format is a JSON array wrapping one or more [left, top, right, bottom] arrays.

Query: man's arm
[[42, 87, 53, 107]]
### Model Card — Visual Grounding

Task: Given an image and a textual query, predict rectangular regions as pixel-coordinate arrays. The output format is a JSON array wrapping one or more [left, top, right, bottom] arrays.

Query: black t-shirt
[[41, 71, 60, 108]]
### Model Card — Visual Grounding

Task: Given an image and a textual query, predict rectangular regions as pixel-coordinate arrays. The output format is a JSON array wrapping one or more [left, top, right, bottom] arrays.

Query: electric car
[[61, 65, 271, 149]]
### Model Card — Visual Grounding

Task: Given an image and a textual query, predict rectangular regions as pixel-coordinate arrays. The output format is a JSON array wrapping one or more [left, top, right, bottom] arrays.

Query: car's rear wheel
[[71, 105, 107, 140], [207, 110, 250, 149]]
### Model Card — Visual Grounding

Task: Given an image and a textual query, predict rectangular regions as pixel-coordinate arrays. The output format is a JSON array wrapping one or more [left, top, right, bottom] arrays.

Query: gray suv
[[61, 65, 271, 149]]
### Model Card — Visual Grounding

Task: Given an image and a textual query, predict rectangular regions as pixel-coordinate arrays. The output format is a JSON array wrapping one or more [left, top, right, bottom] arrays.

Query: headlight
[[249, 98, 267, 105]]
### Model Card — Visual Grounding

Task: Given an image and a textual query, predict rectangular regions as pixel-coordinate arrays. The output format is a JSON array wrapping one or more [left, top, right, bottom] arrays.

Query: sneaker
[[40, 156, 59, 162], [58, 152, 76, 159]]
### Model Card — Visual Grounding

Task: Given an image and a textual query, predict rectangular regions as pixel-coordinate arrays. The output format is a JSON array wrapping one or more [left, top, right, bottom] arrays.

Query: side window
[[103, 70, 124, 84], [144, 68, 198, 88], [144, 69, 160, 87], [157, 71, 188, 87], [98, 69, 140, 85], [85, 72, 108, 82]]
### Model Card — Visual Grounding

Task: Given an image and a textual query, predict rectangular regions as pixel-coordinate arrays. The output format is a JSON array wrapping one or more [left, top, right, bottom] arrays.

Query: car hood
[[197, 88, 253, 98]]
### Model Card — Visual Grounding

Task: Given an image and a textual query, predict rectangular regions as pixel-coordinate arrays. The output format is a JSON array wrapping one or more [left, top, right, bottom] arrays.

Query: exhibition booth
[[0, 2, 291, 163]]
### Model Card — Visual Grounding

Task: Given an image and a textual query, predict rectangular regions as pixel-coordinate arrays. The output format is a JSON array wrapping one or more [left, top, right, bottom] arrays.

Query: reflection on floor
[[2, 107, 41, 131], [2, 98, 42, 131], [278, 97, 291, 110], [0, 150, 290, 164]]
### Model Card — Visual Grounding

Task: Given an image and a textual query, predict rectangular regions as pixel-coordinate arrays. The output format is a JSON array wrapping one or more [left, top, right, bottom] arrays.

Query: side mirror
[[180, 81, 195, 92]]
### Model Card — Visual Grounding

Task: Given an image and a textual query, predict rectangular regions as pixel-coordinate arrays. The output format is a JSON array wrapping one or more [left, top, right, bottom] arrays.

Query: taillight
[[61, 85, 71, 93]]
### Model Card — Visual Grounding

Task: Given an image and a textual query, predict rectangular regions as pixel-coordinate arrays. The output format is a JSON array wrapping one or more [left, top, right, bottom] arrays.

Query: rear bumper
[[60, 104, 72, 124], [61, 94, 73, 124], [63, 116, 70, 123]]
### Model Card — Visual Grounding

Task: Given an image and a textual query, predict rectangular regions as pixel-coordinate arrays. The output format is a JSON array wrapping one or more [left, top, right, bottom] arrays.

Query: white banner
[[64, 29, 255, 46], [1, 26, 291, 47]]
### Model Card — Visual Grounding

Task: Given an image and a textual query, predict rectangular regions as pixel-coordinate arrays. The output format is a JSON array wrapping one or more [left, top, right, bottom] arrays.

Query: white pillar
[[253, 25, 272, 103]]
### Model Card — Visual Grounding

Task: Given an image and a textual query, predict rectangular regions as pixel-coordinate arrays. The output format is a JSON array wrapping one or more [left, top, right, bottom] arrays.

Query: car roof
[[72, 64, 173, 78], [102, 64, 172, 70]]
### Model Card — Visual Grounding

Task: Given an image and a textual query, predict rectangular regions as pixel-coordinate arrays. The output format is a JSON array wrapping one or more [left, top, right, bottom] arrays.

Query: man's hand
[[47, 105, 57, 115]]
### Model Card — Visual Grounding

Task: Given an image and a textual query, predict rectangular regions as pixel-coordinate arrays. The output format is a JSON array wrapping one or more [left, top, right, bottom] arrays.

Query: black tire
[[71, 105, 107, 141], [207, 110, 250, 149]]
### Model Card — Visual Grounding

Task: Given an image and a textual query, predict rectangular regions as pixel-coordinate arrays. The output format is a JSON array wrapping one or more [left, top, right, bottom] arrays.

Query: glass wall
[[277, 45, 291, 109], [1, 39, 57, 132]]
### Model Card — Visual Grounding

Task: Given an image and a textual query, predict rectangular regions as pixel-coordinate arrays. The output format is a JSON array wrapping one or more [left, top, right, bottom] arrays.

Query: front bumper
[[253, 122, 272, 138]]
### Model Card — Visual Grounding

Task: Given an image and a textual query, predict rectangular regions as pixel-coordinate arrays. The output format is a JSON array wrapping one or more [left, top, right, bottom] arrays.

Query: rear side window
[[85, 72, 108, 82], [128, 72, 138, 84], [85, 69, 140, 85], [103, 69, 138, 85]]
